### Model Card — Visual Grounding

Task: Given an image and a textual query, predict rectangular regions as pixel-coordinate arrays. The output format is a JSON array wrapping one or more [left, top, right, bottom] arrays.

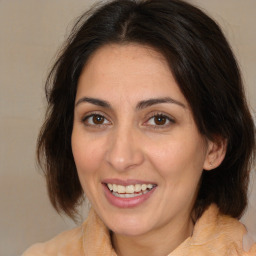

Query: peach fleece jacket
[[23, 204, 256, 256]]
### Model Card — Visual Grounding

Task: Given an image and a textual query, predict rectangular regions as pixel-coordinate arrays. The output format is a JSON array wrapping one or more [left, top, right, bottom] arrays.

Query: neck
[[111, 215, 193, 256]]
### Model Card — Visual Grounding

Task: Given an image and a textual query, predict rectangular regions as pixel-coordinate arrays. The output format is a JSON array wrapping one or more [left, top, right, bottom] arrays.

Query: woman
[[23, 0, 256, 255]]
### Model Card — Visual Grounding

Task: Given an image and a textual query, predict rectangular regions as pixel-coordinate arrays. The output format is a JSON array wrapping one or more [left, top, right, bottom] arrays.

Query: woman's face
[[72, 44, 212, 237]]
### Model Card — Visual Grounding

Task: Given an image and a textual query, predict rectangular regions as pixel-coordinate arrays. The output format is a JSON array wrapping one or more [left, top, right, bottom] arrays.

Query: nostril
[[105, 130, 145, 171]]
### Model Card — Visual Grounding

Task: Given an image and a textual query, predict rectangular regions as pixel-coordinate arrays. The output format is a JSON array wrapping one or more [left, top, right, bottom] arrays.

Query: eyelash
[[144, 112, 175, 129], [81, 112, 111, 128], [81, 112, 175, 129]]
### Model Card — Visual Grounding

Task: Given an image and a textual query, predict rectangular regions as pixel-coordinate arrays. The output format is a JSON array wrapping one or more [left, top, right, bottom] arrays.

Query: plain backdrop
[[0, 1, 255, 255]]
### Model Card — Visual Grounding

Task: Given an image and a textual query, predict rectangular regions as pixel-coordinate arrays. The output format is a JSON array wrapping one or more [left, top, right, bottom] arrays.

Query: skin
[[71, 43, 226, 256]]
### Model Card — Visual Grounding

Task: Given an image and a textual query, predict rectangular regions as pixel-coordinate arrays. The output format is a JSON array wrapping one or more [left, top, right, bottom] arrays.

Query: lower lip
[[103, 184, 157, 208]]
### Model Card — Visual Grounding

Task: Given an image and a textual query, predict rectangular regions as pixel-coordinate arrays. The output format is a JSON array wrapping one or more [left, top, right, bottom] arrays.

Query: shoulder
[[22, 222, 87, 256], [191, 204, 256, 255], [242, 232, 256, 256]]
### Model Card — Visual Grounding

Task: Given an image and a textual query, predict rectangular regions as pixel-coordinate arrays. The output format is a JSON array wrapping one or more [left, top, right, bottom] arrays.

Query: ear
[[203, 136, 227, 171]]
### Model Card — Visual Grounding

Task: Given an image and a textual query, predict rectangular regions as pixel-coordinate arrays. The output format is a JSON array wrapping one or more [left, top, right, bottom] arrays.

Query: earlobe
[[203, 137, 227, 171]]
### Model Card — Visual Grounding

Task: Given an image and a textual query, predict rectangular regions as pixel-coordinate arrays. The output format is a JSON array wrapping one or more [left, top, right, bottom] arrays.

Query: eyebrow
[[136, 97, 186, 110], [75, 96, 186, 109], [75, 97, 111, 108]]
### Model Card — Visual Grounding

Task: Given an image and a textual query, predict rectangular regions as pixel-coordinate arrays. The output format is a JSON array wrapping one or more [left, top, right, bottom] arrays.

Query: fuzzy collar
[[82, 204, 256, 256]]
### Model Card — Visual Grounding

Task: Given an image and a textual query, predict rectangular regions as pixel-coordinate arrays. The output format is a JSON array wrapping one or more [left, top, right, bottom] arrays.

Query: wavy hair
[[37, 0, 255, 220]]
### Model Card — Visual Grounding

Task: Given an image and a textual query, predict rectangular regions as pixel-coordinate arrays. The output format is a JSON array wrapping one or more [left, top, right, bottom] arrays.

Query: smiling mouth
[[105, 183, 157, 198]]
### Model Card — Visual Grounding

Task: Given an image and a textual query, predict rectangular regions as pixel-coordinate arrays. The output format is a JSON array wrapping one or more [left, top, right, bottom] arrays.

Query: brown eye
[[154, 115, 167, 125], [145, 113, 175, 128], [93, 115, 105, 124], [83, 114, 110, 126]]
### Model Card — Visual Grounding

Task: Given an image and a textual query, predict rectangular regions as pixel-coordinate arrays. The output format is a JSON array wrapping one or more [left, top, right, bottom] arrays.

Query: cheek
[[149, 138, 206, 210], [146, 135, 206, 183], [71, 129, 105, 178], [71, 130, 108, 204]]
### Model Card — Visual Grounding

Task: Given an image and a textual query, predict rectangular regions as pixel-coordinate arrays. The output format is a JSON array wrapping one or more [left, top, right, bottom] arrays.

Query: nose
[[105, 126, 144, 172]]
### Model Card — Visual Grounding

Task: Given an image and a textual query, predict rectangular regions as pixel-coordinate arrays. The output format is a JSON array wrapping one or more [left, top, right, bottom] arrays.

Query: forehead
[[76, 43, 186, 105]]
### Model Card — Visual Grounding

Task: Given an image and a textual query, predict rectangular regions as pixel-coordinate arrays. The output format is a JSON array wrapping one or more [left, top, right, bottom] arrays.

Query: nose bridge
[[105, 123, 144, 171]]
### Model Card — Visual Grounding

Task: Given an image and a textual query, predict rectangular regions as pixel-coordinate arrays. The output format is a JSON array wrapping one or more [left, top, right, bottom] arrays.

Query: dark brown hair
[[37, 0, 255, 220]]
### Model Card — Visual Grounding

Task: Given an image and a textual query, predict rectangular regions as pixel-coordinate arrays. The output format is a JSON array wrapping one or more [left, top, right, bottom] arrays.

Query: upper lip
[[102, 178, 157, 186]]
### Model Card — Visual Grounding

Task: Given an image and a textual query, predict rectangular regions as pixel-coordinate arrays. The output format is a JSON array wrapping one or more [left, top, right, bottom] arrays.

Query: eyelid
[[81, 111, 112, 127], [80, 110, 175, 129], [143, 112, 175, 128]]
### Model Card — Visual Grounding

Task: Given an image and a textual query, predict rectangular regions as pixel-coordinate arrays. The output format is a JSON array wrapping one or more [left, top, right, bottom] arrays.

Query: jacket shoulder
[[243, 233, 256, 256], [22, 223, 86, 256]]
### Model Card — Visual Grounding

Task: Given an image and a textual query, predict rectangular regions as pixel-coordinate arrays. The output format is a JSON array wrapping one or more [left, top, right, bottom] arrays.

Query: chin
[[111, 224, 150, 237], [104, 212, 152, 237]]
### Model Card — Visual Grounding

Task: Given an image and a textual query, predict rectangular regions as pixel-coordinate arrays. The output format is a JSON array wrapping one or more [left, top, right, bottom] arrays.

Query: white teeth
[[135, 184, 141, 192], [117, 185, 126, 193], [126, 185, 134, 193], [107, 183, 155, 195], [147, 184, 153, 189], [141, 184, 147, 191], [107, 184, 113, 191], [112, 191, 144, 198], [113, 184, 118, 192]]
